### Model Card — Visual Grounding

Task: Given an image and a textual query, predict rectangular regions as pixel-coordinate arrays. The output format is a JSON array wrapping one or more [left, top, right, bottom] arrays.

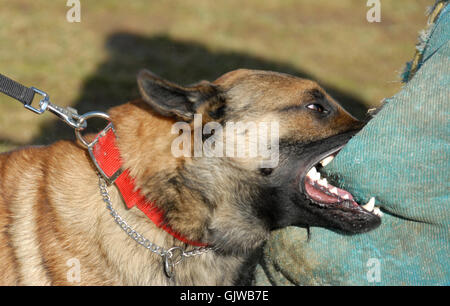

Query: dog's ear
[[137, 69, 223, 121]]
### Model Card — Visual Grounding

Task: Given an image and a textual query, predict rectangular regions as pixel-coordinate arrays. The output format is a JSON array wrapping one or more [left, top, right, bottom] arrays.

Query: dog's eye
[[306, 103, 326, 113]]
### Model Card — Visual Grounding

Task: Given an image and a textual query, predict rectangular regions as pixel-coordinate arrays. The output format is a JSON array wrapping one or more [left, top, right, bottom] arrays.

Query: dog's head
[[133, 69, 380, 254]]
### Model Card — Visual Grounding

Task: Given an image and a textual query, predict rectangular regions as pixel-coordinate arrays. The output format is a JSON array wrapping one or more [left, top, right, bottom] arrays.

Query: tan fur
[[0, 69, 362, 285]]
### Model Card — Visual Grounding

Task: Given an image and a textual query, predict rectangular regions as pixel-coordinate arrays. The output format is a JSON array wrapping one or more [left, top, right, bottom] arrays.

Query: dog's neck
[[108, 100, 269, 257], [107, 100, 211, 245]]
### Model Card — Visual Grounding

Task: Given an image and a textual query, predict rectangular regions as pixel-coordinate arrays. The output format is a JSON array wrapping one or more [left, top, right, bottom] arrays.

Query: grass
[[0, 0, 433, 152]]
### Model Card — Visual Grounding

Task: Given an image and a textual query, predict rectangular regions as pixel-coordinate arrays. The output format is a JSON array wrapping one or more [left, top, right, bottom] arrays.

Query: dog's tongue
[[304, 174, 355, 204]]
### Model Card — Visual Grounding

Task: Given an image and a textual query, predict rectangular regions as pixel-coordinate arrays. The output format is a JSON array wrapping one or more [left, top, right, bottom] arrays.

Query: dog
[[0, 69, 380, 285]]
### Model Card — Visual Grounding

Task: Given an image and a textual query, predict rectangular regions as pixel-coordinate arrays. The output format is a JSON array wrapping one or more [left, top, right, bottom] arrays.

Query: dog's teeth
[[317, 178, 328, 187], [342, 194, 349, 200], [330, 187, 338, 195], [307, 167, 317, 178], [313, 169, 321, 181], [313, 171, 321, 181], [373, 207, 383, 217], [362, 197, 375, 212], [307, 167, 321, 181], [320, 156, 334, 167]]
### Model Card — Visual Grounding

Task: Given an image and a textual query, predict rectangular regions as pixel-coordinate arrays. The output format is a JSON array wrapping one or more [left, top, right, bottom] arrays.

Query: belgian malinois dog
[[0, 69, 380, 285]]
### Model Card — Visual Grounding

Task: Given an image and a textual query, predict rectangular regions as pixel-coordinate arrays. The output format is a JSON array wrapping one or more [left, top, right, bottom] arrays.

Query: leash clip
[[47, 103, 86, 130], [24, 87, 87, 130]]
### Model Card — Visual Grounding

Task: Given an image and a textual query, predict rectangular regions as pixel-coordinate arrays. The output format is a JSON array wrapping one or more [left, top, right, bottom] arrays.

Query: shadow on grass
[[0, 138, 27, 149], [32, 32, 368, 145]]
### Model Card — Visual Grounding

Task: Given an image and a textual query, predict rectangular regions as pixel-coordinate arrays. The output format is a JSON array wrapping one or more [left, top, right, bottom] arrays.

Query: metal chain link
[[98, 175, 213, 278]]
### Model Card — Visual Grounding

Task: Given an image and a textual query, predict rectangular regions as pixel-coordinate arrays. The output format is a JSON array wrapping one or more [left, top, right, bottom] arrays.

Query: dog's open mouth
[[298, 147, 382, 233], [304, 154, 382, 216], [305, 159, 355, 206]]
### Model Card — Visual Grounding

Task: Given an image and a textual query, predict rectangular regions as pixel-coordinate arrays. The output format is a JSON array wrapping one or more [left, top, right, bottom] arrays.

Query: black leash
[[0, 73, 44, 111], [0, 73, 86, 129]]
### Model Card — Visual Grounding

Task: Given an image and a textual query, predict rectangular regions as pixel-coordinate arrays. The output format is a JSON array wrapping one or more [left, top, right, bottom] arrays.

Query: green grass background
[[0, 0, 432, 152]]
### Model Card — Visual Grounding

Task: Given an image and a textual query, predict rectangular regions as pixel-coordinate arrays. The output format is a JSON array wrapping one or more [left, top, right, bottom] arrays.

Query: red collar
[[88, 123, 207, 247]]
